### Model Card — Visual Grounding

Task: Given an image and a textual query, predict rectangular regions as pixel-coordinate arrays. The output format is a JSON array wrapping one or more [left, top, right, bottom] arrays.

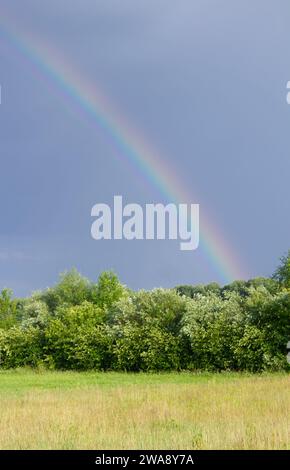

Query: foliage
[[0, 327, 43, 368], [44, 302, 112, 370], [273, 250, 290, 289], [20, 297, 50, 329], [109, 289, 187, 371], [181, 293, 245, 370], [0, 253, 289, 372], [40, 269, 93, 312], [0, 289, 19, 330], [112, 324, 181, 371], [176, 282, 221, 298], [91, 271, 127, 310]]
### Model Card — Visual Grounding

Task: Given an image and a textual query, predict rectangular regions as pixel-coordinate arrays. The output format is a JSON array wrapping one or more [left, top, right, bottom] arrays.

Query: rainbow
[[0, 12, 248, 284]]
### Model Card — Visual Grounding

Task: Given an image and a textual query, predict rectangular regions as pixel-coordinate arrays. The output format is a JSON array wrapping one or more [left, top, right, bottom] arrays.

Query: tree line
[[0, 251, 289, 372]]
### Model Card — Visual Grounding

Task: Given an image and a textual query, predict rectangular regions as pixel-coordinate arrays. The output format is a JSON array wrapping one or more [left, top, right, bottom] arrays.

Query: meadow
[[0, 369, 289, 450]]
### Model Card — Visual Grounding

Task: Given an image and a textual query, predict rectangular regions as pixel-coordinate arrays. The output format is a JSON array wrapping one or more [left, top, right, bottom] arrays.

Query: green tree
[[91, 271, 127, 310], [44, 301, 112, 370], [113, 324, 181, 371], [0, 289, 18, 329], [273, 250, 290, 289], [181, 293, 245, 370], [0, 326, 43, 368], [109, 289, 187, 371], [234, 325, 268, 372], [110, 288, 187, 334], [222, 280, 250, 298], [244, 288, 290, 370], [40, 269, 92, 312], [176, 282, 221, 299], [20, 297, 50, 329]]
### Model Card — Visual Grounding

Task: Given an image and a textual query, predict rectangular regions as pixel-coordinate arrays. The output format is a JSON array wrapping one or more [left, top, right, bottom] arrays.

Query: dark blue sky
[[0, 0, 290, 296]]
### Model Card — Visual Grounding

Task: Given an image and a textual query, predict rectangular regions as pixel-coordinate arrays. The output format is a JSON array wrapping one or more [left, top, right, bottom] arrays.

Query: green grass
[[0, 369, 289, 449], [0, 368, 270, 393]]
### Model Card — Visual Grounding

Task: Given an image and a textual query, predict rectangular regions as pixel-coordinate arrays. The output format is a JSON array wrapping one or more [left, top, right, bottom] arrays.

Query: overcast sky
[[0, 0, 290, 296]]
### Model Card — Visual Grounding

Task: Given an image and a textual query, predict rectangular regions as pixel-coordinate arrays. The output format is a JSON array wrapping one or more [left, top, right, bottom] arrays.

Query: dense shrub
[[40, 269, 93, 313], [109, 289, 187, 332], [273, 250, 290, 289], [181, 293, 245, 370], [0, 253, 289, 372], [44, 302, 112, 370], [0, 327, 43, 368], [0, 289, 19, 329], [20, 297, 50, 329], [108, 289, 187, 371], [113, 324, 181, 371], [243, 288, 290, 370]]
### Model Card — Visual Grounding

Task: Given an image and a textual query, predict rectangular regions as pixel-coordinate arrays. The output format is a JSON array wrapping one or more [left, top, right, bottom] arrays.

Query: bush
[[109, 288, 187, 334], [0, 327, 43, 368], [40, 269, 93, 313], [108, 289, 187, 371], [181, 293, 245, 370], [244, 289, 290, 370], [0, 289, 19, 329], [21, 297, 50, 329], [0, 257, 289, 372], [44, 302, 112, 370], [113, 324, 181, 371]]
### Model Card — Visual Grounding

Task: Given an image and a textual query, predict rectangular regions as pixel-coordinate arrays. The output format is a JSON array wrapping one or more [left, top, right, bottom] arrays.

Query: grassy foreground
[[0, 369, 289, 450]]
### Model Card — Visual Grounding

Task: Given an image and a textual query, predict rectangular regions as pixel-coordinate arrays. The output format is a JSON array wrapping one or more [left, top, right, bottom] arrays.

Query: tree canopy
[[0, 254, 289, 372]]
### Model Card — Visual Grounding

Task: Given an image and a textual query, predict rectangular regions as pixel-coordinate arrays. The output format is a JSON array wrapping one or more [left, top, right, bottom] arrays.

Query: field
[[0, 369, 289, 450]]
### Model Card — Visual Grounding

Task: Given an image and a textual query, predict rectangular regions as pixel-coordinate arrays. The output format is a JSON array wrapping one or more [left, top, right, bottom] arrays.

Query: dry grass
[[0, 370, 289, 449]]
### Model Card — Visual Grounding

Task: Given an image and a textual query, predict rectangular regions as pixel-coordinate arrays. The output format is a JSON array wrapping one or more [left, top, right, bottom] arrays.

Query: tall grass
[[0, 370, 289, 449]]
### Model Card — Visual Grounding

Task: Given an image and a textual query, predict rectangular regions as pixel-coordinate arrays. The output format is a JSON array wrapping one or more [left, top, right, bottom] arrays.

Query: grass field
[[0, 369, 289, 450]]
